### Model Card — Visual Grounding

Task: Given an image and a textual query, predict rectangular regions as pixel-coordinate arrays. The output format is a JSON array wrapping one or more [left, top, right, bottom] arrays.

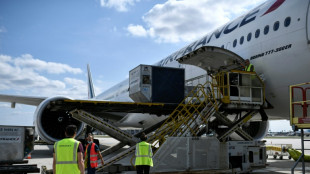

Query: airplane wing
[[50, 99, 178, 116], [0, 94, 47, 106]]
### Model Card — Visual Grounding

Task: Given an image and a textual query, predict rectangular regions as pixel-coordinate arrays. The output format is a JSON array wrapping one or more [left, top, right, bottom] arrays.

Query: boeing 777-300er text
[[0, 0, 309, 143]]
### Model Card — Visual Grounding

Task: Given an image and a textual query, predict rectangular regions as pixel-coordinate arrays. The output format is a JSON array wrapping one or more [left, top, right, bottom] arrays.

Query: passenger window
[[240, 36, 244, 45], [255, 29, 260, 38], [233, 39, 237, 48], [284, 17, 291, 27], [273, 21, 280, 31], [264, 25, 269, 35], [247, 33, 252, 41]]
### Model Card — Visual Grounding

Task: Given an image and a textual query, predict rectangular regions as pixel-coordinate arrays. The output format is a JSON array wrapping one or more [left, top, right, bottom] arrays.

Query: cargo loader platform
[[69, 47, 269, 173], [69, 70, 267, 173]]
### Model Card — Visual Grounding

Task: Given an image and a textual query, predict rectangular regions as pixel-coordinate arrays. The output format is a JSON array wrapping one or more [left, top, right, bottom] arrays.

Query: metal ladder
[[289, 82, 310, 174], [96, 82, 220, 172], [70, 109, 139, 146], [146, 82, 221, 151]]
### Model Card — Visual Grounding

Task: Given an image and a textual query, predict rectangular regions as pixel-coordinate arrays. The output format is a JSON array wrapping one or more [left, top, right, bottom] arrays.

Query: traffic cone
[[27, 153, 31, 159]]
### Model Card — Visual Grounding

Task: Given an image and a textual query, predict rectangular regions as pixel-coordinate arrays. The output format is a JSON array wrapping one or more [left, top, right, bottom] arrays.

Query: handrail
[[146, 81, 220, 154], [289, 83, 310, 174], [291, 153, 304, 174], [289, 82, 310, 129]]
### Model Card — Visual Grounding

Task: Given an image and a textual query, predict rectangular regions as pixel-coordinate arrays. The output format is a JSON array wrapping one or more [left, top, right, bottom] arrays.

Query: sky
[[0, 0, 293, 132]]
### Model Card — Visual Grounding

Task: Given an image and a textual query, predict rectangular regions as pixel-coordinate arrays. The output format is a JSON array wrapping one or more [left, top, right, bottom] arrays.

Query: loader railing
[[290, 82, 310, 129]]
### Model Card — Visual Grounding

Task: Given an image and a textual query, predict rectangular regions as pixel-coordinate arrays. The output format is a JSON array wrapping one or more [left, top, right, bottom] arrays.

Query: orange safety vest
[[85, 143, 98, 168]]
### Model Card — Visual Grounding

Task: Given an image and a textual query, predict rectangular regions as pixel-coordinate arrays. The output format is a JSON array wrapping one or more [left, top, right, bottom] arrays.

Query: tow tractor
[[69, 46, 269, 173]]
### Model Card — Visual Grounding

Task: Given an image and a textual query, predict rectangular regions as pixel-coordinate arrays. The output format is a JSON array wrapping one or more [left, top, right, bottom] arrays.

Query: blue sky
[[0, 0, 292, 132]]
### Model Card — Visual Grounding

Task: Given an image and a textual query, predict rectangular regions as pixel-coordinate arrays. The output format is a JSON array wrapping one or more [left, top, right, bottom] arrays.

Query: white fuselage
[[97, 0, 310, 128]]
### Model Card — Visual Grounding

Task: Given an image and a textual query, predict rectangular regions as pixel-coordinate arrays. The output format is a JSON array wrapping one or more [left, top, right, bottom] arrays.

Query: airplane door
[[177, 46, 244, 73]]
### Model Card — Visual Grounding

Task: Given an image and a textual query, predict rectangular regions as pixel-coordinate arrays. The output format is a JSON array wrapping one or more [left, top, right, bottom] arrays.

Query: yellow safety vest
[[135, 141, 153, 167], [245, 64, 255, 72], [54, 138, 80, 174]]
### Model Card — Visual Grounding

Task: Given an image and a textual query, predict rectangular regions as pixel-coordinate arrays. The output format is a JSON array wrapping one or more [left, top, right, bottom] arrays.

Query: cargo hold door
[[177, 46, 244, 75]]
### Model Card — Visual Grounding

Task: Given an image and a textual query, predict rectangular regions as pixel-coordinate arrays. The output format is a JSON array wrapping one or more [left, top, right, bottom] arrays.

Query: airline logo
[[0, 136, 21, 143], [159, 0, 287, 67], [262, 0, 285, 16]]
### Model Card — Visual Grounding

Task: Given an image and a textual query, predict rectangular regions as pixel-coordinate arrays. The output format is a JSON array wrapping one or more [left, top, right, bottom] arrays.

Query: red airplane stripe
[[262, 0, 285, 16]]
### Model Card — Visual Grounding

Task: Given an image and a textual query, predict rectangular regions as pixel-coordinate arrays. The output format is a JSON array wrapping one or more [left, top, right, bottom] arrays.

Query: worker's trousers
[[136, 165, 150, 174]]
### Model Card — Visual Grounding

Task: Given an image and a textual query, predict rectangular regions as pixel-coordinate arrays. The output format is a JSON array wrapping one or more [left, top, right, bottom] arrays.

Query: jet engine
[[242, 120, 269, 140], [34, 96, 84, 143]]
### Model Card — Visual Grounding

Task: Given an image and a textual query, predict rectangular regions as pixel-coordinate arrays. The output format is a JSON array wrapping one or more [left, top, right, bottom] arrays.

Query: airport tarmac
[[27, 137, 310, 174]]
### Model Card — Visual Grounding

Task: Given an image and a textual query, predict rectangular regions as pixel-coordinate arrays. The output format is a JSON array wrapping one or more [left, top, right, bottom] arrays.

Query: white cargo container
[[0, 125, 35, 162]]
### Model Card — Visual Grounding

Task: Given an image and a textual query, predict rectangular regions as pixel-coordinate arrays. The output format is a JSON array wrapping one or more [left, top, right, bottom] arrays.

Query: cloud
[[127, 24, 148, 37], [0, 54, 87, 98], [127, 0, 266, 43], [0, 55, 11, 62], [14, 54, 82, 74], [100, 0, 140, 12]]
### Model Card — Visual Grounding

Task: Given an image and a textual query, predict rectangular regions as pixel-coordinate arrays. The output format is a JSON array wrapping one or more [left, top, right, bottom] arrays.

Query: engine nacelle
[[242, 121, 269, 140], [34, 96, 84, 143]]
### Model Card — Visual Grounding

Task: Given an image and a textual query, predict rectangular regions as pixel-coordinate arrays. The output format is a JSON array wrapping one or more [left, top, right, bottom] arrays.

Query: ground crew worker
[[53, 125, 85, 174], [244, 59, 255, 72], [84, 133, 104, 174], [135, 133, 153, 174]]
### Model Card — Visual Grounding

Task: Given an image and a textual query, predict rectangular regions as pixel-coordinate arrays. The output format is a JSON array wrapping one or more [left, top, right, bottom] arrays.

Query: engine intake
[[34, 96, 84, 143]]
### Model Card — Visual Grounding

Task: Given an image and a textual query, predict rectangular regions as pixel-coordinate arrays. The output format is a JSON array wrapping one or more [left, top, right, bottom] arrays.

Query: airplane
[[292, 129, 310, 136], [0, 0, 309, 143]]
